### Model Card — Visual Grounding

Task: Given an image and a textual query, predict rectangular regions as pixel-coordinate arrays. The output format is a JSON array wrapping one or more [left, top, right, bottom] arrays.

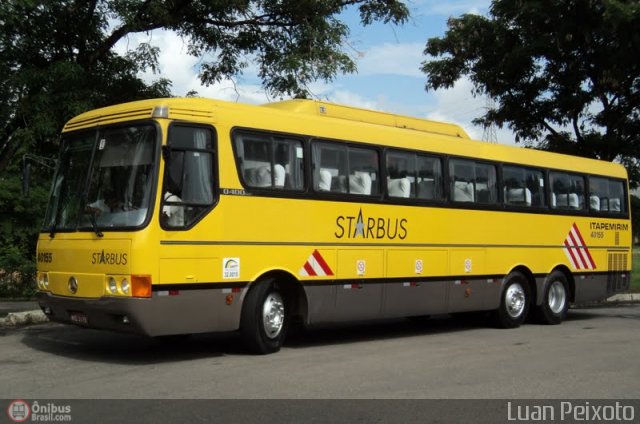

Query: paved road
[[1, 304, 639, 399], [0, 301, 39, 317]]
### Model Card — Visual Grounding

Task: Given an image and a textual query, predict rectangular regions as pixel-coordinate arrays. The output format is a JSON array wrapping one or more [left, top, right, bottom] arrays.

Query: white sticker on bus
[[223, 258, 240, 279]]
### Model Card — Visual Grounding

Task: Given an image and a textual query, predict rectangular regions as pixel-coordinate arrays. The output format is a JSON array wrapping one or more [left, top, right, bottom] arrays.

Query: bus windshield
[[43, 124, 157, 234]]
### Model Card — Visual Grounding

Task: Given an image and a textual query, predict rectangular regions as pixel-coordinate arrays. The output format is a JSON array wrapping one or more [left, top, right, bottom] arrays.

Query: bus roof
[[62, 97, 628, 180], [262, 99, 470, 139]]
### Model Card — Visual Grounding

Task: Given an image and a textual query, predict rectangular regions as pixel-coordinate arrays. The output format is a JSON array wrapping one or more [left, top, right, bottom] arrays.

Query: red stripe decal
[[564, 240, 580, 269], [312, 250, 333, 276], [567, 232, 586, 268], [572, 223, 587, 246], [572, 224, 596, 269], [303, 262, 317, 276]]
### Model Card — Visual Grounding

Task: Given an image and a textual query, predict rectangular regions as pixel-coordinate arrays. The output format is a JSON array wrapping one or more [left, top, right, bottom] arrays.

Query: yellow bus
[[36, 97, 632, 353]]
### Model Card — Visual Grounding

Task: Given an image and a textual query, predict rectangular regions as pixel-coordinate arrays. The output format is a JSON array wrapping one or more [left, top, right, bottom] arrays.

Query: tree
[[0, 0, 409, 175], [421, 0, 640, 186], [632, 195, 640, 244], [0, 0, 409, 295]]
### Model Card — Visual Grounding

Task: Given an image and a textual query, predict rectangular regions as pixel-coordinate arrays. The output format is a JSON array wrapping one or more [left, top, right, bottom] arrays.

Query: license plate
[[69, 312, 88, 326]]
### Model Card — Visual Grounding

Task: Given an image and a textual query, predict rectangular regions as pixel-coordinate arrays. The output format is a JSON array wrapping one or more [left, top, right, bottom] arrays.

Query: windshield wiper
[[49, 201, 61, 239], [86, 209, 104, 238]]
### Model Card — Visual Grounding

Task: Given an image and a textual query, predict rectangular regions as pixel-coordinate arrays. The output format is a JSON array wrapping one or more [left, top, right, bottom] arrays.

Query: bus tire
[[493, 272, 530, 328], [240, 278, 288, 354], [534, 271, 569, 325]]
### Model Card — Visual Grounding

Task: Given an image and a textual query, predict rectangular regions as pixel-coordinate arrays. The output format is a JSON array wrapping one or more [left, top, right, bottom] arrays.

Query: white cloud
[[114, 30, 272, 103], [410, 0, 489, 17], [324, 90, 384, 111], [356, 42, 425, 77], [421, 77, 516, 144], [111, 22, 519, 145]]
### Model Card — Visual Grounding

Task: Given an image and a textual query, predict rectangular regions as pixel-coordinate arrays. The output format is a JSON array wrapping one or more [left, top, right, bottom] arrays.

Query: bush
[[0, 174, 48, 298]]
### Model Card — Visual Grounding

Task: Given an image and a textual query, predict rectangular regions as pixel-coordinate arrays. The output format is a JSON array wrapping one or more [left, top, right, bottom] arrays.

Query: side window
[[589, 177, 625, 213], [417, 155, 443, 200], [386, 151, 413, 198], [503, 165, 546, 207], [550, 172, 585, 210], [450, 159, 497, 204], [313, 142, 348, 193], [234, 132, 304, 190], [313, 141, 379, 196], [348, 147, 379, 196], [386, 150, 443, 200], [161, 125, 216, 229]]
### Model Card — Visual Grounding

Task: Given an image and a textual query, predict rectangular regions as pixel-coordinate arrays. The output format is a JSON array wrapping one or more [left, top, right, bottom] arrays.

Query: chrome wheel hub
[[505, 283, 526, 318], [548, 281, 567, 314], [262, 292, 285, 339]]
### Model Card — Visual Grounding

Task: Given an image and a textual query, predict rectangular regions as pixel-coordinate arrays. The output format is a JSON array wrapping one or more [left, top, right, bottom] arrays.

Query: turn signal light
[[131, 274, 152, 298]]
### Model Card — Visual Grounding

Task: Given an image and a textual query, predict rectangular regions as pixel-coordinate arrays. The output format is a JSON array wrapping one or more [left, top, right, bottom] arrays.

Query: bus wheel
[[494, 272, 530, 328], [240, 278, 287, 354], [535, 271, 569, 325]]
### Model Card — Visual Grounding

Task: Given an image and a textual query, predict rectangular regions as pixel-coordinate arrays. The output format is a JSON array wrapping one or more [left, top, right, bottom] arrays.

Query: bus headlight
[[120, 278, 130, 294], [108, 277, 118, 294], [38, 273, 49, 290]]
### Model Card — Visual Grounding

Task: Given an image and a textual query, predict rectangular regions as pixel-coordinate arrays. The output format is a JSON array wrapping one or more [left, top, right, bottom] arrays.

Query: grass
[[632, 248, 640, 293]]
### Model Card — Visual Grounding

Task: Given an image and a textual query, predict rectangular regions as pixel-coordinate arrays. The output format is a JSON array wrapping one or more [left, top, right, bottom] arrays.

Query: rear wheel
[[493, 272, 530, 328], [240, 278, 288, 354], [535, 271, 569, 325]]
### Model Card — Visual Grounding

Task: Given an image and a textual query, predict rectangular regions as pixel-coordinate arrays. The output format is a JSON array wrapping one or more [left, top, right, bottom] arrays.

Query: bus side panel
[[573, 274, 609, 304], [382, 282, 449, 317]]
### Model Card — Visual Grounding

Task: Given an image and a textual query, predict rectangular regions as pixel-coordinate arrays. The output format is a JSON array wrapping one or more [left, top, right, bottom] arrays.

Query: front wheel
[[535, 271, 569, 325], [240, 278, 288, 354], [493, 272, 530, 328]]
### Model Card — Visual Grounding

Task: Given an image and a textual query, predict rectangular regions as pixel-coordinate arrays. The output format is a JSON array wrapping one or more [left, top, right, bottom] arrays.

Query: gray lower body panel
[[573, 271, 630, 304], [305, 277, 505, 325], [37, 271, 630, 336], [37, 288, 244, 337]]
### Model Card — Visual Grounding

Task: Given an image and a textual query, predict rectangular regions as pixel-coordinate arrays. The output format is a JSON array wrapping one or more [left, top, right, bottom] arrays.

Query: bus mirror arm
[[21, 153, 56, 197]]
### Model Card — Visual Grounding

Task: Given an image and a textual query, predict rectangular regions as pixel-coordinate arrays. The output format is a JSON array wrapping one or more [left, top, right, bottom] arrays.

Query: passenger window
[[386, 151, 413, 198], [385, 150, 442, 200], [313, 143, 348, 193], [550, 172, 585, 210], [503, 166, 546, 207], [234, 132, 304, 190], [417, 155, 443, 200], [313, 142, 379, 196], [589, 177, 625, 213], [348, 147, 379, 195], [162, 125, 216, 229], [450, 159, 497, 204]]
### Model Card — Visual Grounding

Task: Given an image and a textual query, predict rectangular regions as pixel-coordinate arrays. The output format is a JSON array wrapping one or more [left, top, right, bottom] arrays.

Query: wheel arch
[[548, 265, 575, 303], [243, 269, 308, 326], [508, 265, 537, 306]]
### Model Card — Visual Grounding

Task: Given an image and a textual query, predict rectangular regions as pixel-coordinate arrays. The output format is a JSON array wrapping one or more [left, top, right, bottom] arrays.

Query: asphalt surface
[[2, 302, 639, 422], [0, 301, 39, 317]]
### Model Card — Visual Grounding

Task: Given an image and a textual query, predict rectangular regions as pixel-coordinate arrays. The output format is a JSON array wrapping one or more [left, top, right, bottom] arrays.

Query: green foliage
[[631, 195, 640, 243], [0, 173, 48, 298], [0, 0, 409, 296], [422, 0, 640, 186]]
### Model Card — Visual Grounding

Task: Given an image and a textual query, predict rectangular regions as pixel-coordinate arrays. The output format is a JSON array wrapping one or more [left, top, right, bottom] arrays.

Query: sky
[[114, 0, 516, 144]]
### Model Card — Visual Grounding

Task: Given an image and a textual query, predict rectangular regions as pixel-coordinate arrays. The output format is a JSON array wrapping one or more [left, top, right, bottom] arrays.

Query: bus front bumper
[[36, 289, 244, 337]]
